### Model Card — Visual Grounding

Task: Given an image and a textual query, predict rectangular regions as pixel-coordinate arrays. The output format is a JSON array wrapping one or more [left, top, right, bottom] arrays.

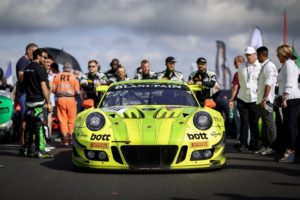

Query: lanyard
[[246, 63, 251, 82]]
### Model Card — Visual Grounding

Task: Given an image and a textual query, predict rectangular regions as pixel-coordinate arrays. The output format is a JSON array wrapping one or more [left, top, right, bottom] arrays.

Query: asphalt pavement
[[0, 139, 299, 200]]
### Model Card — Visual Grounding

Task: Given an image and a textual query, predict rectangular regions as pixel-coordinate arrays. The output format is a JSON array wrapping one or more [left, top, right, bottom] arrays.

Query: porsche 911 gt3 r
[[72, 80, 226, 170]]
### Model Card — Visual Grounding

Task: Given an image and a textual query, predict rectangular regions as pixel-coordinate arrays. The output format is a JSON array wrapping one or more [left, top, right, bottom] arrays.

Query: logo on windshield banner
[[113, 84, 187, 90]]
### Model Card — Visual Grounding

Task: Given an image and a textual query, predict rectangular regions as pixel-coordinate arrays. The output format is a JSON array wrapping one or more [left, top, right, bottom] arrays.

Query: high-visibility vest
[[52, 72, 80, 97]]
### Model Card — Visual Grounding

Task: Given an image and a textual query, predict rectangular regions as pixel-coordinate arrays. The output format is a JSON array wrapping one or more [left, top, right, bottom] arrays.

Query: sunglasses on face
[[40, 55, 48, 59], [88, 65, 97, 68]]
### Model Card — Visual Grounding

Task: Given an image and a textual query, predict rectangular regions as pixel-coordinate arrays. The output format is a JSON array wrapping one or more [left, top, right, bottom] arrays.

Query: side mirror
[[82, 99, 94, 109], [204, 99, 216, 109]]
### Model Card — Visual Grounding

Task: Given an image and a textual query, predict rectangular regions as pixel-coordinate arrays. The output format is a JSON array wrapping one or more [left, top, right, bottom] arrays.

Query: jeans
[[258, 102, 277, 147]]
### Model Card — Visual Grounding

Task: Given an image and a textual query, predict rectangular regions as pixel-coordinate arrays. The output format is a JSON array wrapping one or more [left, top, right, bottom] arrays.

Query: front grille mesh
[[121, 145, 178, 168]]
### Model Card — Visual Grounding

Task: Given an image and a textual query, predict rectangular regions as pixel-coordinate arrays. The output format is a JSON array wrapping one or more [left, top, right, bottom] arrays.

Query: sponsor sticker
[[191, 141, 209, 148], [90, 133, 111, 141], [90, 142, 109, 149], [0, 107, 9, 114], [210, 131, 221, 138], [187, 133, 208, 140], [114, 84, 184, 90], [78, 133, 88, 138], [213, 116, 222, 122]]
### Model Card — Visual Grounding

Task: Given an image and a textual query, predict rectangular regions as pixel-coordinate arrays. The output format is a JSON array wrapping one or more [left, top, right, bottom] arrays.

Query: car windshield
[[100, 83, 199, 107]]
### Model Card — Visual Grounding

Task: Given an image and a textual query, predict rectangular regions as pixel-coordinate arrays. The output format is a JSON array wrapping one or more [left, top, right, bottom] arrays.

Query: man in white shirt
[[255, 46, 278, 155], [236, 46, 262, 152]]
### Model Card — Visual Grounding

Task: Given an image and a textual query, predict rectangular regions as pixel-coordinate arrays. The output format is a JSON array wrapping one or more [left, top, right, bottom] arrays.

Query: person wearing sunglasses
[[23, 48, 53, 158], [80, 60, 108, 107]]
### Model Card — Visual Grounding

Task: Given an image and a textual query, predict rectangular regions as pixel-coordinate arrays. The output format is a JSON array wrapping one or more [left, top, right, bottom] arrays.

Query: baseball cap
[[165, 56, 176, 63], [196, 57, 207, 64], [244, 46, 256, 54]]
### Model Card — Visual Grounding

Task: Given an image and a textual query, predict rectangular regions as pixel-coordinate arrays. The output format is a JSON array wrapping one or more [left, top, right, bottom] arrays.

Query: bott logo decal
[[187, 133, 208, 140], [90, 133, 111, 141]]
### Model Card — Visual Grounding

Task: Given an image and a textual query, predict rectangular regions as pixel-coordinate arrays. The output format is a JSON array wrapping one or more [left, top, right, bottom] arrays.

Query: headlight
[[193, 111, 213, 130], [86, 112, 105, 131]]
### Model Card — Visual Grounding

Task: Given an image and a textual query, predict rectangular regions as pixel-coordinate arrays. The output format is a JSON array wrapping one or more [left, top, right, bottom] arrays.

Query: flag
[[251, 26, 263, 49], [4, 61, 13, 86], [215, 41, 232, 89], [292, 47, 300, 69], [283, 9, 287, 45]]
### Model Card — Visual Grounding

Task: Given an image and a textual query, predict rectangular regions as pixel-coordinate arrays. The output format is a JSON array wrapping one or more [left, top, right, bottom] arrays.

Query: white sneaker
[[254, 147, 266, 154], [37, 151, 54, 158], [261, 147, 274, 155]]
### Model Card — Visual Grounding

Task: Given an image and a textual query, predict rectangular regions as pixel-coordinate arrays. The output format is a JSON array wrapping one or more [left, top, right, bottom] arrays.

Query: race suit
[[133, 71, 157, 80], [188, 70, 217, 104], [80, 72, 108, 107], [24, 103, 48, 154], [157, 70, 184, 82]]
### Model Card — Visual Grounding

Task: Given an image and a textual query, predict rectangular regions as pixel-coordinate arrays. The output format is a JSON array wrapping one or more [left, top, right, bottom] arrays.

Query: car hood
[[75, 105, 222, 145]]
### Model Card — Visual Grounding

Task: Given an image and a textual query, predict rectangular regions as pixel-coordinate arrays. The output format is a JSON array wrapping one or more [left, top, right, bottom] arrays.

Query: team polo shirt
[[24, 62, 48, 103]]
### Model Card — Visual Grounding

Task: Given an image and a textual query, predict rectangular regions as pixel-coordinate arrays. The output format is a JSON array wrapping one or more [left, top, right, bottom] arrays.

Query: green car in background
[[0, 90, 14, 142], [72, 80, 226, 170]]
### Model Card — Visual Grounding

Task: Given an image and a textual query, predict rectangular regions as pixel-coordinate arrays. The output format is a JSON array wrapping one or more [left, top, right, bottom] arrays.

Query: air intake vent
[[123, 109, 145, 119], [153, 108, 177, 118], [121, 145, 178, 168]]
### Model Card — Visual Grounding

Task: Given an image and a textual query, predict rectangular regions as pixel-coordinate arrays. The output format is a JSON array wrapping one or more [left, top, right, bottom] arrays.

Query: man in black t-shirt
[[23, 48, 53, 158], [15, 43, 38, 153]]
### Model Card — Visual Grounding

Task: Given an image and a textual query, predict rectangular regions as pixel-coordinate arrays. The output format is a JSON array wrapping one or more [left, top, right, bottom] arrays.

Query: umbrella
[[43, 47, 82, 71]]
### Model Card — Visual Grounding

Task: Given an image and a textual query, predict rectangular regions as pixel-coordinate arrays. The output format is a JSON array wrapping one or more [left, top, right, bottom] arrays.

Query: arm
[[281, 61, 294, 108], [133, 74, 139, 80], [229, 73, 239, 109], [229, 84, 239, 109], [80, 80, 94, 91], [283, 60, 295, 95], [99, 73, 109, 85], [261, 85, 271, 109], [187, 74, 195, 84], [79, 74, 93, 90], [41, 81, 52, 112], [261, 65, 277, 108], [202, 74, 216, 88], [51, 75, 57, 93], [74, 77, 82, 103], [18, 71, 24, 82]]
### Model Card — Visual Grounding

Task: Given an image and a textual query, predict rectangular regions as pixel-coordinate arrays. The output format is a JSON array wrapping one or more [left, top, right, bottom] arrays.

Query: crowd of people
[[1, 42, 299, 163], [229, 45, 300, 163]]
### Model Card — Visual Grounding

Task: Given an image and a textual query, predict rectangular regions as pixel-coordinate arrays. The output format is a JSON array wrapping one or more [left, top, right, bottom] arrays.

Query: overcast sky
[[0, 0, 300, 82]]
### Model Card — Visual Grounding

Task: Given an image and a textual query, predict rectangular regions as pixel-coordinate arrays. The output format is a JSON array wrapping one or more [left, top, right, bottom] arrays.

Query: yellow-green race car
[[72, 80, 226, 170]]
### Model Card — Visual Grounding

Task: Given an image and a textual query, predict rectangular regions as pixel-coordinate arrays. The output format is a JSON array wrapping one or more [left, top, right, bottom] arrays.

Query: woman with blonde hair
[[276, 44, 300, 163]]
